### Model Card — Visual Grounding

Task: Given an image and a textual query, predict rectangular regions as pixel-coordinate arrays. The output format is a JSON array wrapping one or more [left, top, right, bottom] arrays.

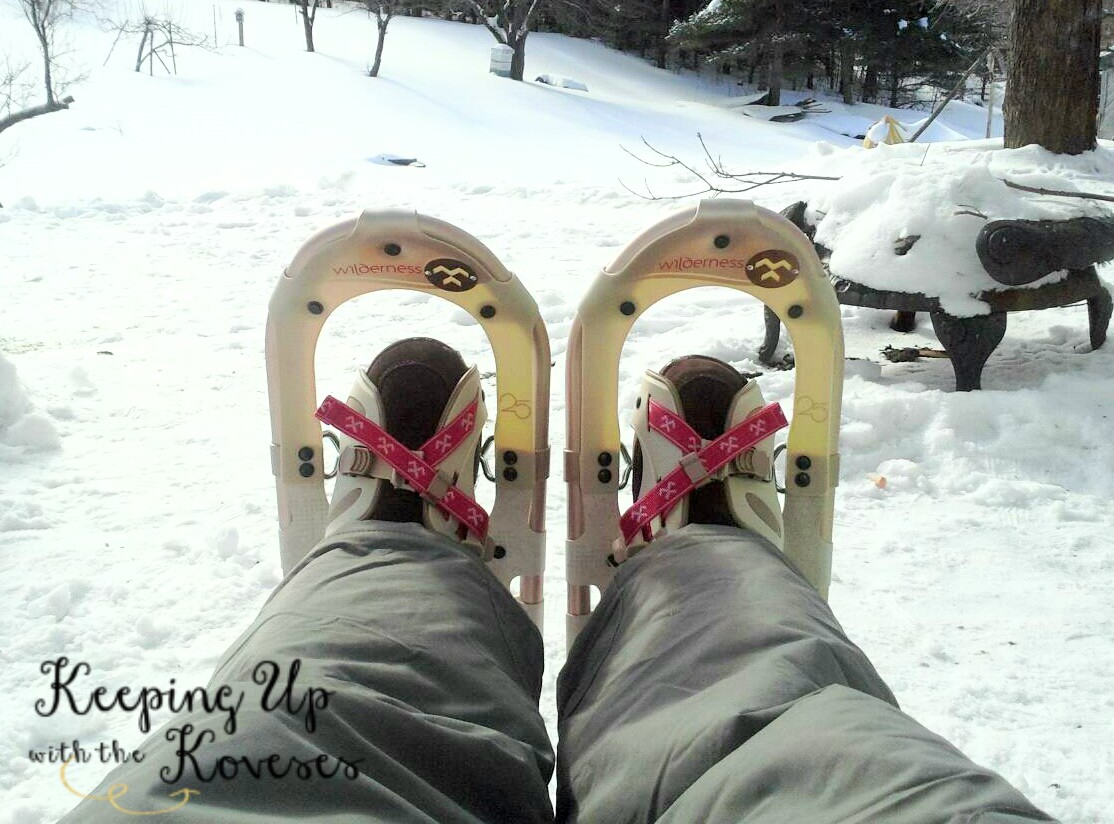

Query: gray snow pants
[[61, 523, 1055, 823]]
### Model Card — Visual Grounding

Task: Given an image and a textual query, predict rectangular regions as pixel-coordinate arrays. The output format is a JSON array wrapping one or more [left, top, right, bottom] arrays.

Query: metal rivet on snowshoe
[[795, 472, 811, 487], [503, 467, 518, 481], [503, 450, 518, 465], [480, 305, 497, 318], [714, 234, 730, 249], [307, 301, 324, 315], [620, 301, 636, 316], [795, 455, 812, 470], [597, 452, 612, 467], [298, 446, 314, 461], [494, 545, 507, 559], [384, 243, 401, 256], [788, 304, 804, 319], [598, 469, 612, 483], [299, 462, 315, 478]]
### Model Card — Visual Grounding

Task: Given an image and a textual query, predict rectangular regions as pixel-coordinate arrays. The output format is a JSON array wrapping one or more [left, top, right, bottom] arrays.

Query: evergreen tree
[[669, 0, 816, 104]]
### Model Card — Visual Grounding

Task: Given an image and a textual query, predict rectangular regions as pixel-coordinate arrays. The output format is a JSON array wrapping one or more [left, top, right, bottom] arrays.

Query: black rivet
[[307, 301, 324, 315], [635, 397, 641, 409], [503, 467, 518, 481], [494, 545, 507, 559], [384, 243, 401, 256], [480, 305, 496, 319], [299, 462, 315, 478], [298, 446, 314, 461], [598, 469, 613, 483], [714, 234, 730, 249], [788, 305, 804, 319], [795, 455, 812, 470], [620, 301, 636, 316], [795, 472, 811, 487], [503, 450, 518, 465], [597, 452, 612, 467]]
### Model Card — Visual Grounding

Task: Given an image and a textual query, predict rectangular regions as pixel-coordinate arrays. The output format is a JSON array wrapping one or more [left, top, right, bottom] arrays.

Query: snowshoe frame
[[565, 200, 844, 645], [266, 210, 550, 627]]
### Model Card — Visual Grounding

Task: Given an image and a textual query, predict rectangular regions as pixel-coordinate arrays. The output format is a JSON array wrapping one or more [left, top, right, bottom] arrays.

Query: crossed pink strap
[[618, 399, 789, 546], [315, 395, 490, 541]]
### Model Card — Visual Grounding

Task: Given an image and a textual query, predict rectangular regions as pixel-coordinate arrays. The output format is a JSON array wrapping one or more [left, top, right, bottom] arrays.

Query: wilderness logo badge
[[745, 250, 800, 289], [424, 259, 479, 292]]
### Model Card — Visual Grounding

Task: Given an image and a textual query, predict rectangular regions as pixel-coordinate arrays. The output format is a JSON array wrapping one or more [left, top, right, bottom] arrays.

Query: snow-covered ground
[[2, 3, 1113, 821]]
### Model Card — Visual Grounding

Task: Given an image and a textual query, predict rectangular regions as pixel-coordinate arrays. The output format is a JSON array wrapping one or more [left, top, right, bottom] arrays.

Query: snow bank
[[798, 141, 1114, 315], [0, 353, 60, 455]]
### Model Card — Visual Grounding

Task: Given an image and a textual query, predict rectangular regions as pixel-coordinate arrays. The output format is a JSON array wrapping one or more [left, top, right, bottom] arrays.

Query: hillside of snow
[[2, 3, 1113, 822]]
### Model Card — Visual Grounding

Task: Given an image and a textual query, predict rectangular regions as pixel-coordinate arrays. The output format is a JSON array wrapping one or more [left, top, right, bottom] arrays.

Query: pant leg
[[61, 522, 554, 823], [556, 524, 1054, 824]]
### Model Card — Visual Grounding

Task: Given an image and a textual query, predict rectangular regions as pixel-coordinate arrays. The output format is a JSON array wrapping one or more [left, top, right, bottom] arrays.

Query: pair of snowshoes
[[265, 201, 844, 646]]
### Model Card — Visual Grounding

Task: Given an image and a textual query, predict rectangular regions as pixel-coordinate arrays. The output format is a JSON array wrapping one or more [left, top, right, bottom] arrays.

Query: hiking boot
[[324, 338, 487, 544], [630, 355, 782, 546]]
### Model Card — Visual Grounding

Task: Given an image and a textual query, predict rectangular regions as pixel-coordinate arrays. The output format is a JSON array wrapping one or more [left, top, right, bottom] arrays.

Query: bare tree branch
[[620, 134, 840, 200], [1000, 179, 1114, 203], [0, 94, 73, 136]]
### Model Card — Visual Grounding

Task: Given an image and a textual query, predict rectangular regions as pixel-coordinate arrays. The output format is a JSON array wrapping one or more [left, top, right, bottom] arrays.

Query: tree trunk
[[765, 0, 784, 106], [0, 96, 73, 137], [370, 18, 387, 76], [36, 30, 54, 105], [840, 42, 855, 104], [510, 35, 526, 81], [656, 0, 669, 69], [888, 61, 901, 108], [767, 40, 783, 105], [1004, 0, 1101, 154], [301, 4, 316, 52], [863, 64, 878, 103], [135, 25, 150, 72]]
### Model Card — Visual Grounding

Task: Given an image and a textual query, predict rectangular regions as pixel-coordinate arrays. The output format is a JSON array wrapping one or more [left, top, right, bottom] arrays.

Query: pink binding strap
[[618, 401, 789, 546], [315, 395, 490, 540]]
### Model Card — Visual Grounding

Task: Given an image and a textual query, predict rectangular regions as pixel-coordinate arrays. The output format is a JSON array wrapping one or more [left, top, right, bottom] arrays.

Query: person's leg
[[556, 525, 1053, 823], [62, 338, 554, 822], [61, 523, 554, 823], [557, 354, 1053, 823]]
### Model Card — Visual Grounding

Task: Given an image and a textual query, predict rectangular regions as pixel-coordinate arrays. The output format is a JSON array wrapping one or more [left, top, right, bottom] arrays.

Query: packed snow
[[2, 2, 1113, 822]]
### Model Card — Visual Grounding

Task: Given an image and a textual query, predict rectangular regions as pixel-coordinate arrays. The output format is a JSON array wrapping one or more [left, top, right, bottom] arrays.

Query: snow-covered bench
[[762, 201, 1113, 390], [757, 144, 1114, 391]]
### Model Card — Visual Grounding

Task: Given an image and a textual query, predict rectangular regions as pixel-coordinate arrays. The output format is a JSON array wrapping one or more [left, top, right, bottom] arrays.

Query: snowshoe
[[266, 211, 551, 627], [564, 199, 844, 646]]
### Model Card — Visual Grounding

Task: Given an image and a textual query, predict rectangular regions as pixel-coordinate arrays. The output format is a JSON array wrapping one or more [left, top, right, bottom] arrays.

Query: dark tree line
[[661, 0, 1003, 107]]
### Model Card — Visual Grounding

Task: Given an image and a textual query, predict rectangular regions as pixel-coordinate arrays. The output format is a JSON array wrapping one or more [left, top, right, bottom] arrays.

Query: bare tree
[[18, 0, 80, 105], [366, 0, 399, 76], [103, 10, 211, 76], [0, 0, 80, 136], [294, 0, 323, 52], [465, 0, 544, 80], [1004, 0, 1103, 154]]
